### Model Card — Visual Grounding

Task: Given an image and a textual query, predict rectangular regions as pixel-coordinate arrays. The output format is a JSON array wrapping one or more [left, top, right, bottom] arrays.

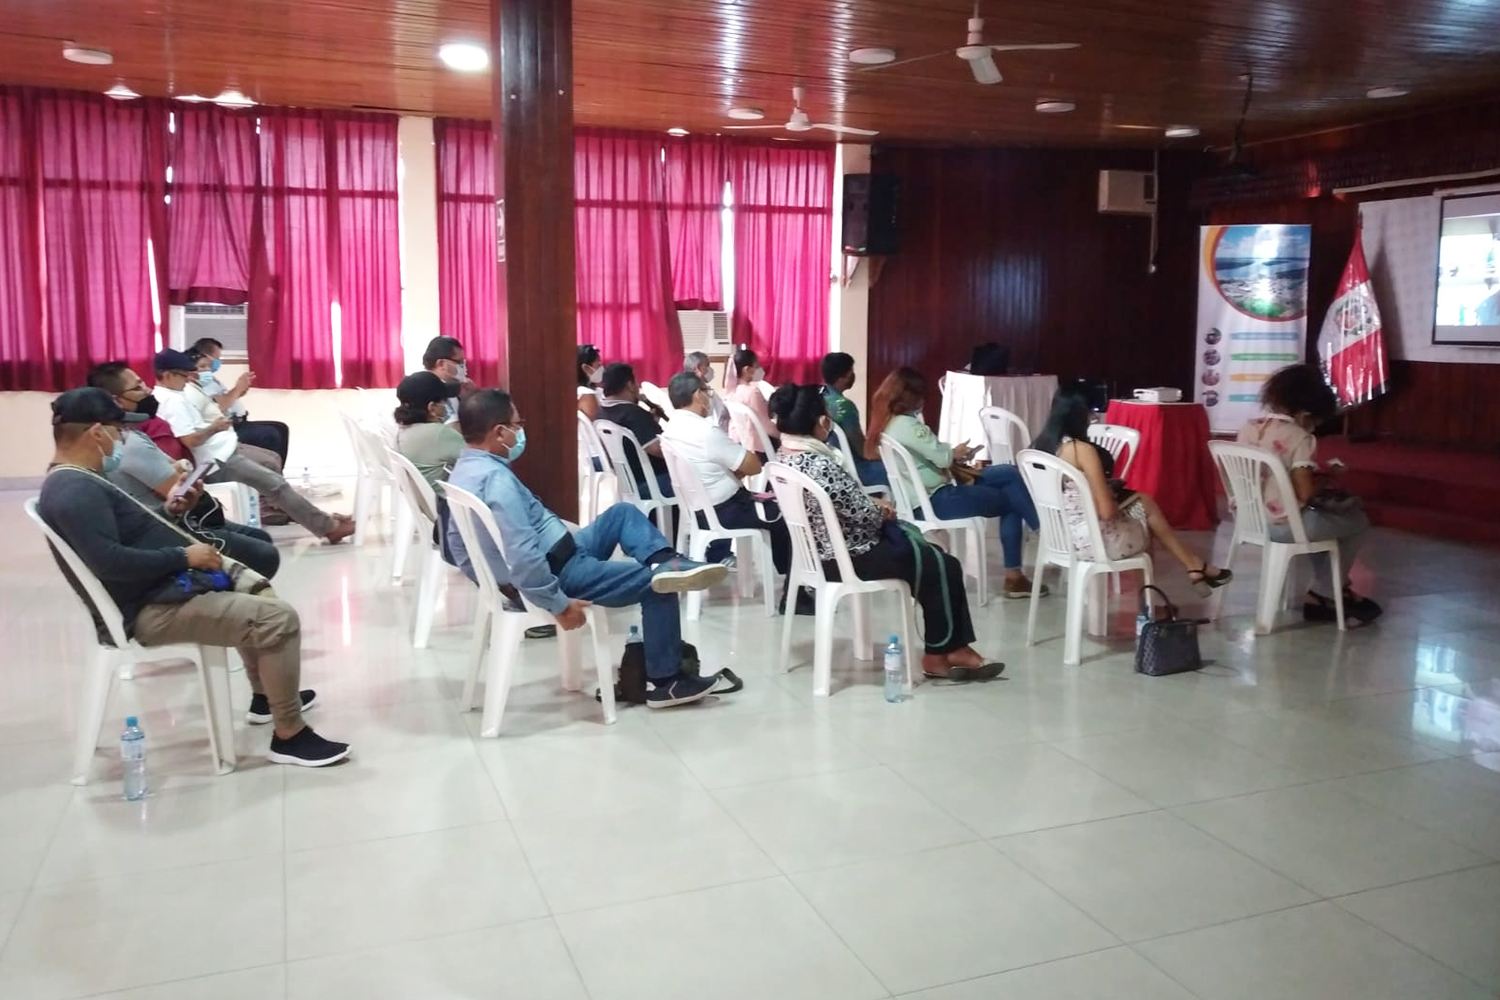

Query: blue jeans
[[927, 464, 1038, 570], [855, 457, 890, 489], [554, 503, 682, 680]]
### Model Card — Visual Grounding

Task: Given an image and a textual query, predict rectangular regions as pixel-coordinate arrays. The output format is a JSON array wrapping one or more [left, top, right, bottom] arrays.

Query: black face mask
[[132, 394, 160, 418]]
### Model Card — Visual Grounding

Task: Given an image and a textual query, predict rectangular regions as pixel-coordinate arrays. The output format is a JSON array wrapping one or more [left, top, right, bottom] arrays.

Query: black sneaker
[[649, 557, 729, 594], [246, 689, 318, 725], [646, 672, 718, 709], [267, 726, 351, 767], [525, 624, 558, 639]]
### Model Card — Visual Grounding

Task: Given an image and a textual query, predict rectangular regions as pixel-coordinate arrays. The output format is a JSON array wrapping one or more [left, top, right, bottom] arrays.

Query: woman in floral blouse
[[769, 383, 1002, 682]]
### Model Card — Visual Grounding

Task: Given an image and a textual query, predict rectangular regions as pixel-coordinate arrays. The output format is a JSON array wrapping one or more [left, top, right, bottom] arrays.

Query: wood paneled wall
[[865, 146, 1202, 418]]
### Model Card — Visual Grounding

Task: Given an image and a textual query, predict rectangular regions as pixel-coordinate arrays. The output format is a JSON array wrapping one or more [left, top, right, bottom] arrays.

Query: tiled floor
[[1, 489, 1498, 999]]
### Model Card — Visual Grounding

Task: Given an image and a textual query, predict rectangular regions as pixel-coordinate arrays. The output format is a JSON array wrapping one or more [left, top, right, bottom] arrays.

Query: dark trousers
[[234, 420, 290, 466], [703, 490, 791, 575], [824, 537, 974, 655], [207, 521, 281, 580]]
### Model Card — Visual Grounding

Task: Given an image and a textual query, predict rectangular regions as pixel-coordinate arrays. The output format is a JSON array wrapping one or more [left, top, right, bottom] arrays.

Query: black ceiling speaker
[[842, 173, 901, 256]]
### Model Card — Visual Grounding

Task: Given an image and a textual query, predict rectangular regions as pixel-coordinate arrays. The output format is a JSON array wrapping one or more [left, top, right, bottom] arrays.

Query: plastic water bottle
[[120, 716, 147, 801], [884, 635, 906, 704], [301, 466, 312, 491], [627, 625, 642, 648]]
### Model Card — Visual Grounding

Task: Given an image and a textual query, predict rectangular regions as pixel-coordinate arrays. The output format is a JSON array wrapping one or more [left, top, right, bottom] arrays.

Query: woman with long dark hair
[[771, 383, 1002, 681], [576, 344, 603, 420], [727, 346, 779, 451], [864, 367, 1043, 599], [1031, 388, 1230, 594]]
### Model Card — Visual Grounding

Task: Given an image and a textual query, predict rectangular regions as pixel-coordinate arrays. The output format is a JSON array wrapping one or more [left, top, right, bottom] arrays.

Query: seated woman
[[576, 344, 603, 420], [1238, 364, 1378, 624], [1032, 389, 1231, 595], [863, 367, 1043, 599], [393, 371, 465, 563], [727, 347, 778, 455], [771, 383, 1002, 682]]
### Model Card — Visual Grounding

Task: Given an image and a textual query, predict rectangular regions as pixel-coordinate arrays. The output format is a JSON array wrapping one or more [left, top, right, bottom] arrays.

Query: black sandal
[[923, 662, 1006, 682], [1188, 566, 1233, 594]]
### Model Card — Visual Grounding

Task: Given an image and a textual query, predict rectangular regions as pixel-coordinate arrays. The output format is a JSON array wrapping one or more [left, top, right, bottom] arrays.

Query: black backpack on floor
[[600, 639, 742, 704]]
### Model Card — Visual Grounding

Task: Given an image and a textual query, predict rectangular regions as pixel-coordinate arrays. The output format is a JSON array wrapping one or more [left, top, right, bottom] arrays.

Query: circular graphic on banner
[[1202, 390, 1220, 407], [1203, 349, 1221, 367], [1202, 370, 1221, 386], [1208, 225, 1310, 321], [1204, 328, 1223, 345]]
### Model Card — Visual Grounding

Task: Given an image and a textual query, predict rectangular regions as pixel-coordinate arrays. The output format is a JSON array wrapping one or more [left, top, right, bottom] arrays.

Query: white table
[[938, 372, 1059, 460]]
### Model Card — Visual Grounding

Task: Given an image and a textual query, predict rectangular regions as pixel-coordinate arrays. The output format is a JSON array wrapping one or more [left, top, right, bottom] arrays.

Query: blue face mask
[[209, 357, 222, 373], [502, 426, 526, 462], [99, 432, 125, 475], [198, 370, 215, 387]]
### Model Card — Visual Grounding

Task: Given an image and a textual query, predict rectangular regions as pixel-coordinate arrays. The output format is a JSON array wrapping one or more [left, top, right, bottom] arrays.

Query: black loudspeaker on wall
[[842, 174, 900, 256]]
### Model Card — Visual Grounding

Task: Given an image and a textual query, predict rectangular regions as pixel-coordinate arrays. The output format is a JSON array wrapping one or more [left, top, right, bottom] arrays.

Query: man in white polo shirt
[[152, 349, 354, 544], [660, 371, 799, 612]]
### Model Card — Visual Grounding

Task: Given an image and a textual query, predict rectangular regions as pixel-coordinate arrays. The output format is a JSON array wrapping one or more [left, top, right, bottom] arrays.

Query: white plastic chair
[[386, 448, 451, 649], [1016, 449, 1155, 665], [1209, 441, 1346, 633], [978, 405, 1030, 466], [205, 481, 260, 529], [765, 463, 916, 697], [25, 498, 237, 784], [593, 420, 685, 547], [828, 425, 890, 499], [660, 439, 776, 620], [878, 435, 989, 606], [576, 412, 614, 526], [638, 381, 673, 414], [439, 483, 617, 737], [338, 409, 409, 562], [724, 399, 779, 461], [755, 380, 774, 401], [1087, 423, 1141, 480]]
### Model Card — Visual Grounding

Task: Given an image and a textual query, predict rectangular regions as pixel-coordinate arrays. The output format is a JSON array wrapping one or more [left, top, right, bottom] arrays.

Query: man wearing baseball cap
[[38, 388, 350, 766], [392, 370, 465, 490], [152, 348, 354, 543]]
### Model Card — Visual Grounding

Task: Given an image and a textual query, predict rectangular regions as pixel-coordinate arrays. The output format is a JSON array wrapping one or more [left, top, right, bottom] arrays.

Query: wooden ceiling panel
[[1, 0, 1498, 145]]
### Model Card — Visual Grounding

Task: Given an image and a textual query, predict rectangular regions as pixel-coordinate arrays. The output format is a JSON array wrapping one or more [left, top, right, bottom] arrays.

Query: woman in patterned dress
[[769, 383, 1002, 682]]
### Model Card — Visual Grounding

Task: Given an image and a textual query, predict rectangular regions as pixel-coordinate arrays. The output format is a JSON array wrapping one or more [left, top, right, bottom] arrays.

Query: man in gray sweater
[[38, 388, 350, 768]]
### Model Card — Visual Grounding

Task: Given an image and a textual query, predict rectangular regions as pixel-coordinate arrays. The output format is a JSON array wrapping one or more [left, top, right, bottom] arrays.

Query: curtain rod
[[1333, 166, 1500, 196]]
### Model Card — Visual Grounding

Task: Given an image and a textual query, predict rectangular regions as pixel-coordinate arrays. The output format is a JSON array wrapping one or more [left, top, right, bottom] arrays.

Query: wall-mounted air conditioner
[[182, 302, 249, 358], [1097, 170, 1156, 215], [678, 310, 731, 355]]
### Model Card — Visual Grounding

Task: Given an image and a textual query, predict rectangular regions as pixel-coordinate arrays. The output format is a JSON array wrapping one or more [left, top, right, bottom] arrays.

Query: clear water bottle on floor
[[120, 716, 147, 801], [301, 466, 312, 491], [627, 625, 642, 648], [884, 634, 906, 704]]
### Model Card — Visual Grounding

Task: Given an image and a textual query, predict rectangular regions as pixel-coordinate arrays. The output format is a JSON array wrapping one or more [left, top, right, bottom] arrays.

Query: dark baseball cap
[[153, 348, 198, 374], [397, 371, 462, 408], [51, 387, 126, 427]]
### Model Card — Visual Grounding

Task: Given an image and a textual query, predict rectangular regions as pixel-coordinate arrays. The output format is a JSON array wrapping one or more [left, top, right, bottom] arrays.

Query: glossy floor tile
[[3, 489, 1500, 997]]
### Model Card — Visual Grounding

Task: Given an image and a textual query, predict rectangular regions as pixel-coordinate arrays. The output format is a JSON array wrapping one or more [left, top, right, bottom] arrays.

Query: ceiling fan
[[723, 87, 879, 137], [861, 1, 1078, 85]]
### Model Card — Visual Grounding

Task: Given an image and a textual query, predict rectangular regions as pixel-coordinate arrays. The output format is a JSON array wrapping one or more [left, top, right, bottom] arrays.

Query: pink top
[[728, 382, 778, 449], [1236, 413, 1316, 522]]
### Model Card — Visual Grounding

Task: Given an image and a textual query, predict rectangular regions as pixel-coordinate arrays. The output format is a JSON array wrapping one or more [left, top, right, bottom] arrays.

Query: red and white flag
[[1318, 229, 1390, 408]]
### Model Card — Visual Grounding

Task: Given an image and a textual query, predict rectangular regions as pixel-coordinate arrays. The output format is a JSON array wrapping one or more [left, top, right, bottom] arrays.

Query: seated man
[[594, 362, 673, 498], [38, 388, 347, 765], [422, 335, 475, 423], [189, 337, 290, 466], [661, 371, 797, 608], [446, 389, 728, 708], [87, 362, 280, 580], [683, 351, 730, 431], [151, 349, 355, 543], [820, 351, 889, 489]]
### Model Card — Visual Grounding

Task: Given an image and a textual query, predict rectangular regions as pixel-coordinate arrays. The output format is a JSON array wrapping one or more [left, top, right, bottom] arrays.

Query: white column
[[831, 144, 873, 415], [398, 116, 441, 374]]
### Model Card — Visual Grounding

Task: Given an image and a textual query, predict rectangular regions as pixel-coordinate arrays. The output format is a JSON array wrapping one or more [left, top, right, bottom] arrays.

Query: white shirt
[[199, 373, 247, 418], [153, 385, 239, 464], [661, 407, 747, 506]]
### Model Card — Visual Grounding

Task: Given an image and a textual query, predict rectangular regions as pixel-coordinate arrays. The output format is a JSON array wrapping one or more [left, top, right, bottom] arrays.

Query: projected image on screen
[[1434, 193, 1500, 346]]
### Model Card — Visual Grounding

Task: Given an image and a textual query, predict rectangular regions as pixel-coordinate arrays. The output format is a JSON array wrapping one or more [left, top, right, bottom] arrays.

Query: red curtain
[[434, 119, 501, 386], [0, 88, 166, 391], [250, 109, 402, 389], [730, 142, 835, 384], [574, 128, 682, 382], [167, 104, 257, 305], [664, 135, 726, 310]]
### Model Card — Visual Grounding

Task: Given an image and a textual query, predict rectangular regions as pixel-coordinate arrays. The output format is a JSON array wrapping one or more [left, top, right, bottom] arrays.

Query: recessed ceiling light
[[1035, 99, 1076, 113], [104, 83, 140, 100], [438, 42, 490, 72], [848, 47, 896, 65], [728, 107, 765, 120], [62, 44, 113, 65], [213, 89, 257, 108], [667, 127, 689, 136], [1366, 85, 1409, 99], [174, 94, 210, 103], [1164, 125, 1200, 138]]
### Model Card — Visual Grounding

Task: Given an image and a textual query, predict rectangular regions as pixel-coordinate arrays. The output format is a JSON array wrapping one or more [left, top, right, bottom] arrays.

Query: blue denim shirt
[[445, 447, 571, 614]]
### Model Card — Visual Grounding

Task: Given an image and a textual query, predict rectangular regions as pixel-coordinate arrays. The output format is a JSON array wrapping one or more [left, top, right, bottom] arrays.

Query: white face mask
[[701, 367, 715, 384], [589, 365, 604, 385], [751, 366, 765, 382], [453, 362, 468, 382]]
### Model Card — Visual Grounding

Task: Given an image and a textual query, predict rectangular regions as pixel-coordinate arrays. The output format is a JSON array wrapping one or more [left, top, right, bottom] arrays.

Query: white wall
[[832, 144, 872, 415]]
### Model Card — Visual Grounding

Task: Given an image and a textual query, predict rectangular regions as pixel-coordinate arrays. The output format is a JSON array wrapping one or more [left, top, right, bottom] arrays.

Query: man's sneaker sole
[[246, 691, 318, 725], [267, 745, 351, 768], [650, 563, 728, 594], [646, 685, 716, 709]]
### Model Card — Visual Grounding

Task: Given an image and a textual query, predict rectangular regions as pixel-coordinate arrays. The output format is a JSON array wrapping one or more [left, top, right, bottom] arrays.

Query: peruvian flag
[[1318, 228, 1391, 408]]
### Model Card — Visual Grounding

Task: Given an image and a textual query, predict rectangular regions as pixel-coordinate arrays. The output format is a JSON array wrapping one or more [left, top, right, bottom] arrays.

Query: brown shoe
[[324, 516, 357, 545], [1003, 575, 1048, 599]]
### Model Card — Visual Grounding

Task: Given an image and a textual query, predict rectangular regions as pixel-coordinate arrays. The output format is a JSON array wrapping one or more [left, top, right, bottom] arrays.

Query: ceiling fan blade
[[968, 53, 1002, 84], [811, 123, 880, 136], [858, 49, 949, 72], [987, 42, 1080, 52], [722, 124, 789, 130]]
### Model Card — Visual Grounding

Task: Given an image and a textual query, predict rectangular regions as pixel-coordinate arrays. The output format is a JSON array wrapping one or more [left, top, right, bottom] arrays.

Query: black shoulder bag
[[1134, 585, 1203, 676]]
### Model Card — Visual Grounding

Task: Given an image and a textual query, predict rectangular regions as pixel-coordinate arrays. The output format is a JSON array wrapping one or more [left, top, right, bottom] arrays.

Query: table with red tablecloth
[[1103, 400, 1219, 530]]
